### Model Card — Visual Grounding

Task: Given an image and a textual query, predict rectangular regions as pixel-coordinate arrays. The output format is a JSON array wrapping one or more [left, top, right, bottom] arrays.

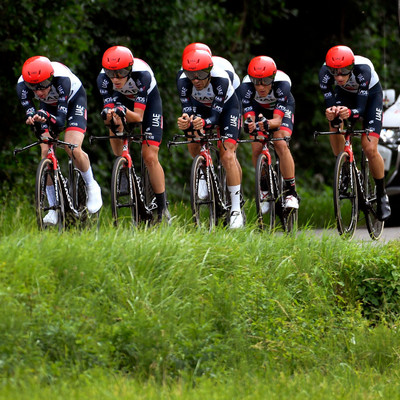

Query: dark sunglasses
[[249, 75, 275, 86], [328, 65, 353, 76], [184, 69, 211, 81], [25, 77, 53, 91], [104, 67, 131, 79]]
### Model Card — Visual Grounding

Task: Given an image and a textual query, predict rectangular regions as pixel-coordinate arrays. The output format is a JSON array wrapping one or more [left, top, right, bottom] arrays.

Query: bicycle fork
[[200, 145, 229, 213], [122, 141, 152, 217]]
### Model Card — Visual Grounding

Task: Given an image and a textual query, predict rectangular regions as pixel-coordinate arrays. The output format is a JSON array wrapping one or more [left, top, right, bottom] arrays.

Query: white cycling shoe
[[86, 181, 103, 214], [43, 210, 58, 225], [260, 191, 270, 214], [261, 201, 270, 214], [230, 211, 244, 229], [198, 177, 208, 200], [284, 195, 299, 209]]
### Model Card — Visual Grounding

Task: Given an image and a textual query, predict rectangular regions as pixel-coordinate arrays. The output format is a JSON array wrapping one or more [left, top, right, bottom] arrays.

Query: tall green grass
[[1, 195, 400, 399]]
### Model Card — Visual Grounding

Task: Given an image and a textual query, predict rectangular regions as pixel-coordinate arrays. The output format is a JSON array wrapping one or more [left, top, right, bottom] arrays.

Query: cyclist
[[177, 48, 243, 228], [16, 56, 103, 225], [240, 55, 299, 213], [319, 45, 391, 221], [177, 43, 242, 102], [97, 45, 170, 223]]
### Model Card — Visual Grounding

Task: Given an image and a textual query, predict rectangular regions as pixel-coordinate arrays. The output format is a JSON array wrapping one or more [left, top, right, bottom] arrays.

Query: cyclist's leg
[[218, 95, 243, 227], [360, 86, 390, 221], [329, 131, 345, 156], [141, 88, 169, 221], [272, 105, 298, 208], [64, 87, 102, 213], [361, 135, 384, 178], [109, 128, 124, 156], [141, 143, 165, 193]]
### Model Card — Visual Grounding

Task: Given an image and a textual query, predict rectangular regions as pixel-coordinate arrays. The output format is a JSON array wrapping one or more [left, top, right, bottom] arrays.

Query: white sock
[[80, 166, 95, 187], [228, 184, 241, 212], [46, 185, 56, 207]]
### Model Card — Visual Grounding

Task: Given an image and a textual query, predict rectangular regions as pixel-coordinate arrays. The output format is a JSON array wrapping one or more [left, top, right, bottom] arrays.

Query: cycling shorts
[[190, 93, 241, 143], [41, 86, 87, 134], [114, 86, 163, 146], [334, 82, 383, 138]]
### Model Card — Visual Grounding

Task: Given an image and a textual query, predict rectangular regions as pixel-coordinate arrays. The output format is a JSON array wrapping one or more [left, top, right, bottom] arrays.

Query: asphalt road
[[313, 226, 400, 243]]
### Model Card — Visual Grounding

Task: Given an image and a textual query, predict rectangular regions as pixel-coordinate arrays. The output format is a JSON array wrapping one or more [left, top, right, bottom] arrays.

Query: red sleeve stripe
[[134, 102, 146, 111]]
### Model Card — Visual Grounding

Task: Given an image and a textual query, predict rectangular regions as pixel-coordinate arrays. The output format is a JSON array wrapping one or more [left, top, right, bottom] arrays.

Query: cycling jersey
[[211, 56, 240, 90], [319, 56, 381, 117], [319, 55, 383, 136], [177, 64, 238, 127], [240, 70, 295, 134], [97, 58, 163, 145], [16, 62, 84, 132]]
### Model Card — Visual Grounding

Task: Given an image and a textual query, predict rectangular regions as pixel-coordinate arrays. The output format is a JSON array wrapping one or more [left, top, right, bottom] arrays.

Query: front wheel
[[35, 158, 65, 231], [111, 156, 139, 228], [190, 155, 216, 230], [333, 151, 358, 239], [255, 154, 276, 231], [361, 152, 384, 240]]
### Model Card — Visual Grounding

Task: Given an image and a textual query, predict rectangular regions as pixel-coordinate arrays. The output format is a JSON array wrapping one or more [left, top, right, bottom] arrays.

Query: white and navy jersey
[[16, 61, 82, 129], [319, 55, 380, 115], [97, 58, 157, 111], [177, 65, 235, 128], [240, 70, 294, 118], [212, 56, 240, 90]]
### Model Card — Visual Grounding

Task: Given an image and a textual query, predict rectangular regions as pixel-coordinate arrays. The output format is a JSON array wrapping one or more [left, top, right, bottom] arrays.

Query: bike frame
[[314, 122, 383, 239], [168, 130, 230, 214], [13, 126, 84, 227], [343, 131, 355, 163], [89, 121, 155, 222]]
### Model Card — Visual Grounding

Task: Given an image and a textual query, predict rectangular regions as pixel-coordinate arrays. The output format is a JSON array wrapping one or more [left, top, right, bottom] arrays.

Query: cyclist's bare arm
[[125, 107, 143, 124], [258, 112, 283, 131]]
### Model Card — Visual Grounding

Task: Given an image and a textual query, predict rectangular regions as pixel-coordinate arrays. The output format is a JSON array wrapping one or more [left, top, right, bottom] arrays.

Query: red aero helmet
[[182, 43, 212, 59], [22, 56, 54, 84], [182, 49, 213, 72], [102, 46, 134, 70], [325, 45, 355, 69], [247, 56, 277, 79]]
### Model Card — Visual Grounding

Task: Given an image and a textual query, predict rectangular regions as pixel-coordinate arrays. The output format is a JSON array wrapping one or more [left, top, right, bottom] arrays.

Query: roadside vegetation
[[1, 194, 400, 399]]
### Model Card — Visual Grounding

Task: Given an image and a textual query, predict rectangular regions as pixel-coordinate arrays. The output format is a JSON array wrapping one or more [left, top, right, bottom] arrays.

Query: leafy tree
[[1, 0, 399, 200]]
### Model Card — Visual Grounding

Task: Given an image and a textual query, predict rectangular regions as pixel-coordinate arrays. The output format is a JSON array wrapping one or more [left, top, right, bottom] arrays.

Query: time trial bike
[[13, 121, 91, 231], [240, 117, 297, 232], [90, 119, 156, 227], [168, 127, 244, 230], [314, 121, 383, 240]]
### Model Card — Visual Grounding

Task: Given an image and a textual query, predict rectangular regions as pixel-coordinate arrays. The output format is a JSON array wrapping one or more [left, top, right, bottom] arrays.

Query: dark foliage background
[[1, 0, 399, 201]]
